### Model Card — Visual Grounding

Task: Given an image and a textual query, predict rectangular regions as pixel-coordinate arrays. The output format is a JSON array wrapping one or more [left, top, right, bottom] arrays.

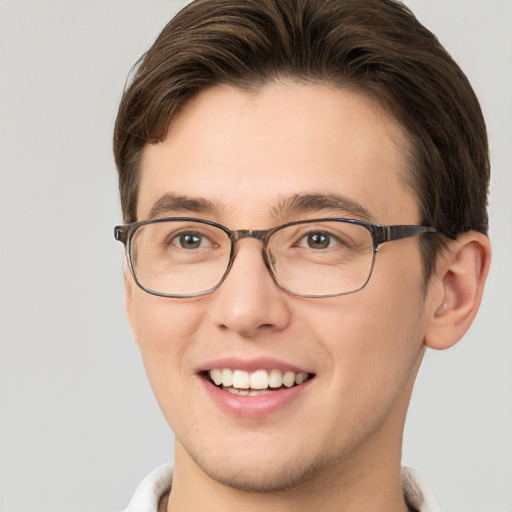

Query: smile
[[199, 362, 316, 417], [207, 368, 313, 395]]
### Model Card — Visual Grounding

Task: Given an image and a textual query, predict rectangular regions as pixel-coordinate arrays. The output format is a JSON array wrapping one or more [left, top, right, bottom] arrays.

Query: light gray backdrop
[[0, 1, 510, 511]]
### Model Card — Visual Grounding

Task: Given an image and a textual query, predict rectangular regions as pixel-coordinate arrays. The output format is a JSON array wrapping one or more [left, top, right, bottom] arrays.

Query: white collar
[[402, 466, 442, 512]]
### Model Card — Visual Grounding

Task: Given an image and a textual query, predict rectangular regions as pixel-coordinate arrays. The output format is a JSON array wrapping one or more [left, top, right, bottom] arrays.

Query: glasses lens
[[268, 220, 375, 296], [129, 220, 231, 296]]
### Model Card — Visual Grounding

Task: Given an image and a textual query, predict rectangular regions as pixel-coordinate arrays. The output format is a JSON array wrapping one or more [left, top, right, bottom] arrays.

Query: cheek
[[131, 292, 199, 349], [303, 251, 426, 407], [352, 257, 426, 393], [129, 293, 202, 401]]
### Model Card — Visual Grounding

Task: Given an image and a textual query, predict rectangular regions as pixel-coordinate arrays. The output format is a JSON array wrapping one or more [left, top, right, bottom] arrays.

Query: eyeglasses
[[114, 217, 436, 298]]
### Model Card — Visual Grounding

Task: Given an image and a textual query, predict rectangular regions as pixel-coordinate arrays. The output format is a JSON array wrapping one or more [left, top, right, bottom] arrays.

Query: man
[[113, 0, 491, 510]]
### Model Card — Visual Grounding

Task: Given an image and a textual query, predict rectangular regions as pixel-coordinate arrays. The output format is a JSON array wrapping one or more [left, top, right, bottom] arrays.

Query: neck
[[166, 444, 408, 512]]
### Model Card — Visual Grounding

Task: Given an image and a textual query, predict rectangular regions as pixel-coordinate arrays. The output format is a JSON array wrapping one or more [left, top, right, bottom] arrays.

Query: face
[[126, 82, 435, 492]]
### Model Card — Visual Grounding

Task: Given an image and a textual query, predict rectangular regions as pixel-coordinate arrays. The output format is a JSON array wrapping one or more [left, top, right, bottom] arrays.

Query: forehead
[[138, 82, 419, 225]]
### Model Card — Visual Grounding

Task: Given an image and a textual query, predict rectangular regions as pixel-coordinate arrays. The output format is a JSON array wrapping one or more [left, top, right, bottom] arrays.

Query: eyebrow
[[147, 192, 373, 222], [272, 193, 374, 221], [147, 193, 221, 219]]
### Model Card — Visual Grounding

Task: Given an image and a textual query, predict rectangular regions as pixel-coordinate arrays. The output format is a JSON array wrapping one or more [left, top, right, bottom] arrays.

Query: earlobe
[[424, 231, 491, 350]]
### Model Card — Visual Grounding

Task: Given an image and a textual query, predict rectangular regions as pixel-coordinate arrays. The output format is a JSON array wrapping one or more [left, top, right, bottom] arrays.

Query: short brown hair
[[113, 0, 489, 279]]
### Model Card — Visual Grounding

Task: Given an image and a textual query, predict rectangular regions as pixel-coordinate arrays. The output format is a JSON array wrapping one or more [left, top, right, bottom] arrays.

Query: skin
[[124, 82, 491, 512]]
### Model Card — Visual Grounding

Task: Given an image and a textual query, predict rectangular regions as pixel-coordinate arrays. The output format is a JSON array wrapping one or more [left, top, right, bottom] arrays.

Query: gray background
[[0, 1, 510, 511]]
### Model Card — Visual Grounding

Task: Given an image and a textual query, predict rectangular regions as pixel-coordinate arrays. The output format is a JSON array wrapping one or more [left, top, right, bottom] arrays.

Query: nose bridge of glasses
[[229, 229, 274, 272], [231, 229, 266, 243]]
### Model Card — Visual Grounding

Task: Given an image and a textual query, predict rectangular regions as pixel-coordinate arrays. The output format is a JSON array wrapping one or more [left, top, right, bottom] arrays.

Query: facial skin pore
[[124, 82, 489, 512]]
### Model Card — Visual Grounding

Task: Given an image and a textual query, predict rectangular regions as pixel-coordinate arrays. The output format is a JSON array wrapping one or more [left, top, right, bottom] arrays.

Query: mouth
[[204, 368, 315, 396]]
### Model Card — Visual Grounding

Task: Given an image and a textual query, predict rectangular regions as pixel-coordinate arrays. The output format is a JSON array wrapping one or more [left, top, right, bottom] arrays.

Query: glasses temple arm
[[380, 225, 437, 244]]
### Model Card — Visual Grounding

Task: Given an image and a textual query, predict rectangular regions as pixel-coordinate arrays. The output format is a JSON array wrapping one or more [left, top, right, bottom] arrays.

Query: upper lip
[[196, 356, 314, 374]]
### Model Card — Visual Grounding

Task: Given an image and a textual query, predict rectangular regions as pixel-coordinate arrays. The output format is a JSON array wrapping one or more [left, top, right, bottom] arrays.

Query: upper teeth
[[209, 369, 309, 389]]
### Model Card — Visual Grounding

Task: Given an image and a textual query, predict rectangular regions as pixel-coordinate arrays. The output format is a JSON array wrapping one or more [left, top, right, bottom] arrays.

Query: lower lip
[[200, 377, 313, 418]]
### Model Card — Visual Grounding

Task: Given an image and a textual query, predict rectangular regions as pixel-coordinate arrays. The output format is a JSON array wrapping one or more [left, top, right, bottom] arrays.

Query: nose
[[208, 239, 292, 338]]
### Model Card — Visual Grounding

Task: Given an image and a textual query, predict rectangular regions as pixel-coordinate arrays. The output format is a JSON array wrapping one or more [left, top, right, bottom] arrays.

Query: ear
[[424, 231, 491, 350]]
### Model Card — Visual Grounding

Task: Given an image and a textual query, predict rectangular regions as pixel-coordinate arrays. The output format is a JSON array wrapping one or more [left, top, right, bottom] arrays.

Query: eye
[[171, 231, 210, 249], [300, 231, 339, 249]]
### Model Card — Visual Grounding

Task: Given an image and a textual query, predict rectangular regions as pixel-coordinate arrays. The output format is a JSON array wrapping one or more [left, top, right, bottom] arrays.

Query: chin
[[184, 440, 335, 493]]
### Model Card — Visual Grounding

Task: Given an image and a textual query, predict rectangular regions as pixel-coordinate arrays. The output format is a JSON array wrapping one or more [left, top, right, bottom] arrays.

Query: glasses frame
[[114, 217, 437, 299]]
